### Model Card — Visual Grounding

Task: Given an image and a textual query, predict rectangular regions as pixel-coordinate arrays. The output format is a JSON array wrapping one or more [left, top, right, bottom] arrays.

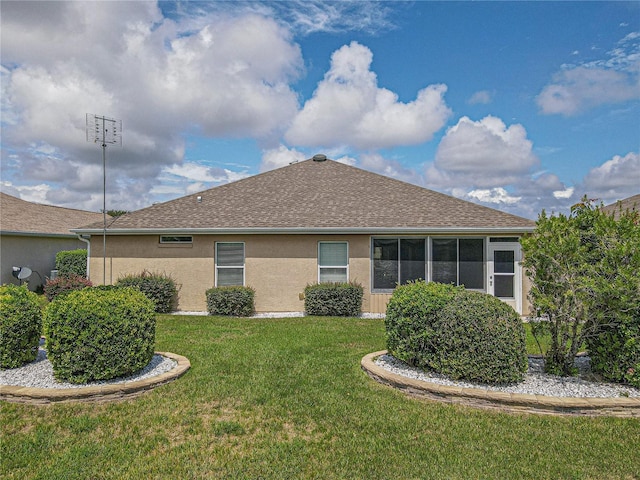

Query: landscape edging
[[362, 350, 640, 417], [0, 352, 190, 405]]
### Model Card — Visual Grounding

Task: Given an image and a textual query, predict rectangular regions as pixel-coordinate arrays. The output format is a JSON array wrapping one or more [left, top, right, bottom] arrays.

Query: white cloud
[[580, 152, 640, 203], [431, 116, 538, 186], [553, 187, 575, 199], [261, 145, 308, 171], [0, 3, 303, 210], [537, 32, 640, 116], [537, 67, 640, 116], [285, 41, 451, 150], [468, 90, 493, 105], [467, 188, 521, 205]]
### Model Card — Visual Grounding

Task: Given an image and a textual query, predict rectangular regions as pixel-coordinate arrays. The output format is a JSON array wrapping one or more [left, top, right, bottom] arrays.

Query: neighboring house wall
[[0, 234, 87, 290], [89, 233, 529, 314]]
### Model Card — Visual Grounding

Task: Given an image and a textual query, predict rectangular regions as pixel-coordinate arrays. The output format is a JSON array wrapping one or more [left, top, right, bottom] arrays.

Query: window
[[372, 238, 426, 291], [432, 238, 484, 289], [318, 242, 348, 283], [216, 242, 245, 286], [160, 235, 192, 244]]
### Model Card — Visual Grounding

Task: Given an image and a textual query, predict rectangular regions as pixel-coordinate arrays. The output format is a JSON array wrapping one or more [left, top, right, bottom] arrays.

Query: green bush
[[433, 290, 528, 384], [55, 249, 87, 277], [385, 282, 528, 384], [0, 285, 43, 369], [304, 282, 363, 317], [206, 286, 255, 317], [43, 274, 92, 301], [385, 281, 459, 367], [43, 287, 156, 384], [116, 270, 178, 313], [586, 314, 640, 389]]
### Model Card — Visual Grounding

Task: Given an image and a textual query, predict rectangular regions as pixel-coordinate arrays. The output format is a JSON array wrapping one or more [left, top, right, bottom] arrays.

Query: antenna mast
[[86, 114, 122, 285]]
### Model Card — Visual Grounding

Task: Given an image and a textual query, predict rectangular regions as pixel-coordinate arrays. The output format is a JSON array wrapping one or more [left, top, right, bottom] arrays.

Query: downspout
[[77, 234, 91, 279]]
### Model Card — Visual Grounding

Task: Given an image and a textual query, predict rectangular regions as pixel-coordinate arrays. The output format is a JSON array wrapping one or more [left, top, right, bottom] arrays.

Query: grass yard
[[2, 315, 639, 479]]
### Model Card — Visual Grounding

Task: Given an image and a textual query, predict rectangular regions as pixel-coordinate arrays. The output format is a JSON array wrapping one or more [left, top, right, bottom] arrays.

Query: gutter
[[71, 226, 535, 236], [76, 234, 91, 279], [1, 230, 82, 239]]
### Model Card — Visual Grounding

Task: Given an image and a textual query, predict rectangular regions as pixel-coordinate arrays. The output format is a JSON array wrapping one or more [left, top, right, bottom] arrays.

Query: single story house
[[74, 155, 535, 314], [0, 192, 106, 290]]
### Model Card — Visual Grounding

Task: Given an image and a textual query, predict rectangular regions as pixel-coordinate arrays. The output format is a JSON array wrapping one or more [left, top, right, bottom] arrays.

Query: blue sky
[[1, 1, 638, 219]]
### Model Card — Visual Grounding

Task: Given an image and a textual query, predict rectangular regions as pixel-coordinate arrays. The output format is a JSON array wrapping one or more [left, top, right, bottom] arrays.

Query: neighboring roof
[[601, 194, 640, 219], [76, 157, 535, 235], [0, 192, 107, 237]]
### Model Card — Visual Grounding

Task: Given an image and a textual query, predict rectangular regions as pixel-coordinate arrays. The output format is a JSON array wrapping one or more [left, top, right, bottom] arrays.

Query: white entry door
[[488, 242, 522, 314]]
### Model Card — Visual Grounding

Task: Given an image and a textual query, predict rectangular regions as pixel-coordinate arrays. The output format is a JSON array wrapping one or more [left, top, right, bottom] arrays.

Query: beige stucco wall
[[89, 234, 375, 312], [0, 234, 88, 290], [89, 233, 529, 314]]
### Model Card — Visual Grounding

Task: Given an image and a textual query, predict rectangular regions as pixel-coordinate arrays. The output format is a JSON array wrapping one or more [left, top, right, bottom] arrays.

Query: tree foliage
[[521, 197, 640, 381]]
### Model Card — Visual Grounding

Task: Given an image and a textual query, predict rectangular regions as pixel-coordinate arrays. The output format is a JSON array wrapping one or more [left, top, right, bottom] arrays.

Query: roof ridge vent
[[312, 153, 327, 162]]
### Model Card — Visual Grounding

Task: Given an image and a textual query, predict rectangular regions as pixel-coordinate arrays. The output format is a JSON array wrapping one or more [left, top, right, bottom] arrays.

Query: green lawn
[[2, 315, 639, 479]]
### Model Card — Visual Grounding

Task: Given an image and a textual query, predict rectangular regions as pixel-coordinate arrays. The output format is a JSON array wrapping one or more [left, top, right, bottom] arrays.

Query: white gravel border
[[0, 348, 177, 389], [375, 354, 640, 398]]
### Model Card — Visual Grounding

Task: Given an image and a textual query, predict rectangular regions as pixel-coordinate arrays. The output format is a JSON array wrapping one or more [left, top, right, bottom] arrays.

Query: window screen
[[318, 242, 348, 283], [216, 242, 245, 286]]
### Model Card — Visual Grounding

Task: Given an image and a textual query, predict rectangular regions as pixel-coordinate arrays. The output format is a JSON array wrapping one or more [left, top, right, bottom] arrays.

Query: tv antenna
[[86, 114, 122, 284]]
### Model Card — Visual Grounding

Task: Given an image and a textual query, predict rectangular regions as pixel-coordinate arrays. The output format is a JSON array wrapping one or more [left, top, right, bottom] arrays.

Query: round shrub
[[43, 287, 156, 384], [385, 283, 528, 384], [433, 290, 527, 384], [0, 284, 43, 369], [44, 274, 92, 301], [206, 286, 255, 317], [116, 270, 178, 313], [385, 281, 459, 366]]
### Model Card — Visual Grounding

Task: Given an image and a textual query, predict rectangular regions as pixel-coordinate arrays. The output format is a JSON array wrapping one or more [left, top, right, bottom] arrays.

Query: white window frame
[[215, 242, 245, 287], [318, 241, 349, 283]]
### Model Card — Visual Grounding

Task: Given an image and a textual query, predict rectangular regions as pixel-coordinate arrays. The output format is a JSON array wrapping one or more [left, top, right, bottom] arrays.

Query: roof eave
[[1, 230, 79, 238], [71, 226, 535, 236]]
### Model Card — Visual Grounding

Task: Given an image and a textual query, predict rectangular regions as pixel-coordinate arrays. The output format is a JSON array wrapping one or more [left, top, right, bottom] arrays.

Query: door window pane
[[400, 238, 426, 284], [494, 275, 514, 298], [495, 250, 515, 273], [373, 239, 398, 289], [459, 239, 484, 289], [432, 239, 457, 285]]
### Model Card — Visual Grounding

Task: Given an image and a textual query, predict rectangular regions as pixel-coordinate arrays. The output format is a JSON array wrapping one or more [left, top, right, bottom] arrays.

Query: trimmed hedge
[[44, 274, 92, 301], [206, 286, 255, 317], [0, 285, 43, 369], [304, 282, 363, 317], [116, 271, 178, 313], [55, 249, 87, 277], [43, 287, 156, 384], [385, 282, 528, 384]]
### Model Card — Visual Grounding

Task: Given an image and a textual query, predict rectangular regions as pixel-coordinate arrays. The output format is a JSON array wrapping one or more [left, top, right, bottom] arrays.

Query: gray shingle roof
[[76, 158, 535, 233], [1, 192, 107, 236], [601, 194, 640, 219]]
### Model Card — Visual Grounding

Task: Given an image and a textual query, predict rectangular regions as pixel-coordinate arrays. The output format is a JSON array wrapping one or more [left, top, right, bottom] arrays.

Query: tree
[[521, 197, 640, 379]]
